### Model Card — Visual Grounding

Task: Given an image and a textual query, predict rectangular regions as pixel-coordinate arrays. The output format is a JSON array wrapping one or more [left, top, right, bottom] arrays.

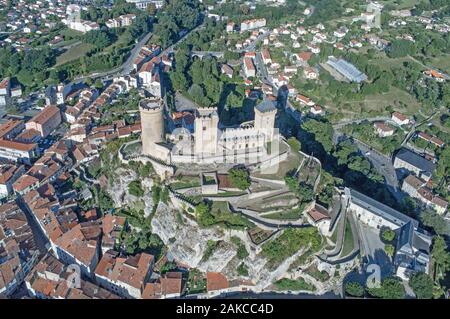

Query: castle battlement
[[196, 107, 218, 118], [139, 97, 163, 111]]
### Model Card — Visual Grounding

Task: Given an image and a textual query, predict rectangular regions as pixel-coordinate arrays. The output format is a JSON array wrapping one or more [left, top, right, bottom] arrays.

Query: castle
[[139, 98, 279, 166]]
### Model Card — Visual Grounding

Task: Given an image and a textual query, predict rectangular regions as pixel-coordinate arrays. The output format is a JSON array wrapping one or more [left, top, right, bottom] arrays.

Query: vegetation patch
[[262, 228, 322, 269], [274, 278, 315, 292]]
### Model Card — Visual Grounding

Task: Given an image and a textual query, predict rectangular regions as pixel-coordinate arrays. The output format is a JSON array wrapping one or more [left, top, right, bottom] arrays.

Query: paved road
[[354, 139, 404, 201]]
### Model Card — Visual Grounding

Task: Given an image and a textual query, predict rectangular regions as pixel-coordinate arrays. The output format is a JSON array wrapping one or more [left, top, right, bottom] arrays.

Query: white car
[[365, 151, 371, 156]]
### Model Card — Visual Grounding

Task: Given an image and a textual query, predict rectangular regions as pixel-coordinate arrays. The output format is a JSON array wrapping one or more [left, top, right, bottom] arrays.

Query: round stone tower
[[139, 98, 165, 157]]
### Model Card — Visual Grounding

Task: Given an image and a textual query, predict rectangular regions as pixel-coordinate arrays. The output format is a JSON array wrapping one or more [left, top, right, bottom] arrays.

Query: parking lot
[[356, 221, 394, 279]]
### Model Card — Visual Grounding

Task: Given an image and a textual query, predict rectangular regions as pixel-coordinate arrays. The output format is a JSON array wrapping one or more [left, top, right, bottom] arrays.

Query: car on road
[[365, 151, 371, 156]]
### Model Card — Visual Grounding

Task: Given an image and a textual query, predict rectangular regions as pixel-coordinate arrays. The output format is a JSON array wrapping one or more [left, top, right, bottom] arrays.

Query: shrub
[[345, 281, 365, 297]]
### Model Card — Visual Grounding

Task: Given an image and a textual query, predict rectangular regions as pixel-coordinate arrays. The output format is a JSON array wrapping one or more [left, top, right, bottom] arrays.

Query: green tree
[[431, 236, 450, 281], [421, 211, 450, 236], [146, 3, 157, 15], [128, 180, 144, 197], [385, 244, 395, 257], [381, 228, 395, 242], [287, 137, 301, 153], [237, 263, 249, 276], [229, 168, 251, 190], [368, 277, 406, 299], [345, 282, 365, 297], [301, 118, 334, 153], [409, 272, 434, 299]]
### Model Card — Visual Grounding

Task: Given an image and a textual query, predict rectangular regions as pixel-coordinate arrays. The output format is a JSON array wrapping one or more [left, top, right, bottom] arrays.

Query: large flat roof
[[326, 56, 367, 83], [395, 147, 435, 175], [347, 188, 418, 229]]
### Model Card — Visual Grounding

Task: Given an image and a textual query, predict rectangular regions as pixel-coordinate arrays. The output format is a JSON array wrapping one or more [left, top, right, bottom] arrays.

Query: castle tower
[[194, 107, 219, 156], [140, 98, 165, 157], [254, 99, 277, 141]]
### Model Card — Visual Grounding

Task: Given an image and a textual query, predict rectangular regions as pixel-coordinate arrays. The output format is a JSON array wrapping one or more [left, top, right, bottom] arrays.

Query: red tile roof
[[206, 272, 229, 292]]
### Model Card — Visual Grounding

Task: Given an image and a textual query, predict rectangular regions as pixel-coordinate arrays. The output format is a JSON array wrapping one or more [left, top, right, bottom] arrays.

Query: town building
[[0, 120, 25, 140], [94, 250, 154, 299], [25, 105, 62, 138], [221, 64, 234, 78], [0, 78, 11, 106], [0, 139, 40, 165], [106, 14, 136, 28], [374, 122, 394, 137], [326, 56, 367, 83], [345, 188, 432, 280], [261, 49, 272, 65], [401, 175, 448, 215], [53, 222, 101, 277], [142, 272, 183, 299], [394, 148, 436, 181], [0, 164, 26, 199], [391, 112, 410, 126], [25, 253, 119, 299], [243, 57, 256, 78], [125, 0, 164, 10], [240, 18, 266, 32], [0, 202, 39, 296]]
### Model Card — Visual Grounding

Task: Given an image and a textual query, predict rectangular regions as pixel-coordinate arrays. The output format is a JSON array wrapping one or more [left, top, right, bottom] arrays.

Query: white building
[[240, 18, 266, 32], [0, 140, 40, 165], [391, 112, 410, 126], [243, 57, 256, 78], [126, 0, 163, 10], [345, 188, 432, 281]]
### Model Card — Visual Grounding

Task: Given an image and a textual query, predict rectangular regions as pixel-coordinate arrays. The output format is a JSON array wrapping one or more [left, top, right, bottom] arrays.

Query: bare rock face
[[108, 168, 137, 207], [150, 204, 307, 290], [107, 168, 156, 216], [151, 203, 225, 268]]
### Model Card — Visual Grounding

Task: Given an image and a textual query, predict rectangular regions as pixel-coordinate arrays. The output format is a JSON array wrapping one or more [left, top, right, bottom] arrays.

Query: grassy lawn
[[274, 278, 315, 292], [210, 201, 230, 214], [60, 28, 83, 39], [262, 206, 304, 220], [384, 0, 427, 9], [426, 54, 450, 75], [206, 191, 247, 197], [170, 175, 201, 190], [252, 149, 303, 180], [304, 264, 330, 282], [340, 219, 355, 257], [56, 43, 94, 66]]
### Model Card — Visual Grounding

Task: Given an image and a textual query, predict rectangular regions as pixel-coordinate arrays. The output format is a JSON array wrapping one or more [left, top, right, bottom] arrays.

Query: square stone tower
[[254, 99, 277, 141], [194, 107, 219, 156]]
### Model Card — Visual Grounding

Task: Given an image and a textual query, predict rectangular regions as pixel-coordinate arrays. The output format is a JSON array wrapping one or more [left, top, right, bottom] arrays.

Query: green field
[[384, 0, 427, 9], [340, 220, 355, 257], [56, 43, 94, 66], [274, 278, 315, 291], [426, 54, 450, 75]]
